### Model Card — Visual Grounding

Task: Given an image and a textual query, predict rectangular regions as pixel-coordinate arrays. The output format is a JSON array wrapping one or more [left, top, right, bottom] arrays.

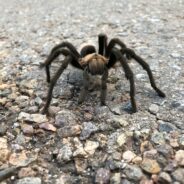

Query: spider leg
[[40, 48, 73, 83], [98, 33, 107, 55], [121, 48, 166, 97], [100, 67, 108, 105], [111, 48, 137, 113], [105, 38, 127, 57], [78, 68, 90, 104], [80, 45, 96, 57], [42, 56, 72, 114]]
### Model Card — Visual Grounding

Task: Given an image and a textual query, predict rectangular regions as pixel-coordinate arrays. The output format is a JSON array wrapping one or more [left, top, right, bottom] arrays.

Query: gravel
[[0, 0, 184, 183]]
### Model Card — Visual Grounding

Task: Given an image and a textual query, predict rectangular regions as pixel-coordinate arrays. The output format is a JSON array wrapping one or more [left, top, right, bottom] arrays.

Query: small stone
[[73, 146, 87, 158], [151, 174, 159, 183], [110, 172, 121, 184], [143, 149, 158, 159], [156, 144, 174, 158], [80, 122, 98, 140], [0, 148, 11, 162], [132, 156, 143, 164], [124, 164, 144, 181], [169, 138, 179, 148], [74, 158, 88, 173], [175, 150, 184, 166], [172, 168, 184, 183], [0, 138, 8, 149], [117, 133, 126, 146], [112, 152, 122, 161], [151, 132, 165, 145], [179, 135, 184, 147], [140, 178, 154, 184], [158, 172, 172, 184], [111, 115, 129, 127], [140, 141, 154, 153], [31, 114, 48, 124], [9, 151, 27, 166], [0, 123, 7, 136], [123, 150, 136, 163], [57, 144, 73, 163], [84, 140, 99, 155], [22, 124, 34, 135], [56, 174, 72, 184], [95, 168, 110, 184], [158, 121, 176, 133], [141, 158, 161, 174], [39, 122, 56, 132], [16, 177, 41, 184], [149, 104, 159, 114], [164, 160, 178, 172], [18, 112, 48, 123], [18, 167, 36, 178], [58, 125, 81, 138], [55, 109, 77, 127]]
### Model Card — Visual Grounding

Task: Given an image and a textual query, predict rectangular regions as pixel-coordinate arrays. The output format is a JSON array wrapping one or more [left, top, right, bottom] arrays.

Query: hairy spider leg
[[121, 48, 166, 97], [111, 48, 137, 113], [104, 36, 165, 97], [98, 33, 107, 55], [80, 45, 96, 57], [100, 67, 108, 105], [50, 41, 80, 57], [41, 48, 75, 83], [42, 56, 72, 114], [78, 67, 90, 104]]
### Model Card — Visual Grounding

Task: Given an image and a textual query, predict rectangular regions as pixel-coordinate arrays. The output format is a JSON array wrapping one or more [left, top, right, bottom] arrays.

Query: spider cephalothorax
[[79, 53, 108, 75], [41, 33, 165, 114]]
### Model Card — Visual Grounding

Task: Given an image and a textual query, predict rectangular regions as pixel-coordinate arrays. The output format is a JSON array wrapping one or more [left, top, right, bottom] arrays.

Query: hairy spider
[[40, 34, 165, 114]]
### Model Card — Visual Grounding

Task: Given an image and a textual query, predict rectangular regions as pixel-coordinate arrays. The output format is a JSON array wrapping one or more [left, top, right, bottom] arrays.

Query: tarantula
[[40, 34, 165, 114]]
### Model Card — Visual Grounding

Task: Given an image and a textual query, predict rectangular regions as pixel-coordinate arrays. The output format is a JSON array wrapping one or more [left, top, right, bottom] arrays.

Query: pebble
[[0, 138, 8, 149], [111, 115, 129, 127], [124, 164, 144, 181], [16, 177, 41, 184], [132, 156, 143, 165], [141, 158, 161, 174], [143, 149, 158, 159], [123, 150, 136, 163], [149, 104, 159, 114], [151, 132, 165, 145], [158, 121, 176, 133], [22, 124, 34, 135], [158, 172, 172, 184], [9, 151, 27, 166], [95, 168, 111, 184], [175, 150, 184, 166], [84, 140, 99, 156], [58, 125, 81, 138], [55, 110, 78, 127], [18, 112, 48, 124], [117, 133, 127, 146], [80, 122, 98, 140], [18, 167, 36, 178], [74, 158, 88, 173], [156, 144, 174, 158], [172, 168, 184, 183], [110, 172, 121, 184], [0, 148, 11, 162], [57, 145, 73, 163], [178, 135, 184, 147], [39, 122, 57, 132], [0, 123, 7, 136]]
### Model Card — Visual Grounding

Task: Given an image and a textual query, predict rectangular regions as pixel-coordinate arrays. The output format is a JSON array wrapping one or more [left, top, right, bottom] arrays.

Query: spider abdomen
[[79, 53, 108, 75]]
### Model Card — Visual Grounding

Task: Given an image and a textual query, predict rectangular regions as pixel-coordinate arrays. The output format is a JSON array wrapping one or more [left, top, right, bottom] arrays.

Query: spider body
[[41, 34, 165, 114], [79, 53, 108, 75]]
